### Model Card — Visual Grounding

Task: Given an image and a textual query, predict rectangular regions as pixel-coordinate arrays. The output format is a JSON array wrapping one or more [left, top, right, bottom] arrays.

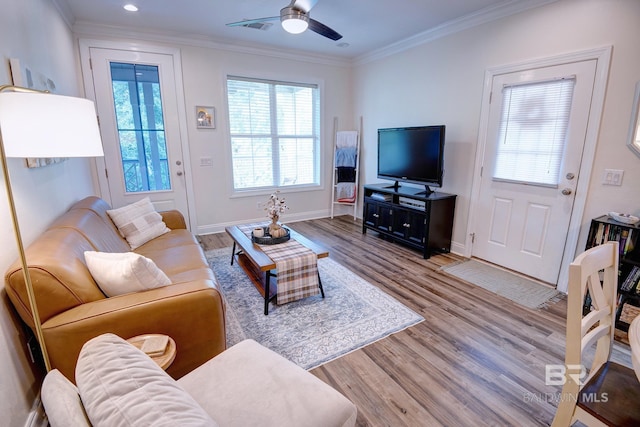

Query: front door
[[472, 60, 597, 284], [88, 47, 190, 217]]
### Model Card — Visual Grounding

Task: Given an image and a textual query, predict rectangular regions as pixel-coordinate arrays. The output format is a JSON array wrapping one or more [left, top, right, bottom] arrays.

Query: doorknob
[[177, 171, 183, 176], [176, 160, 182, 166], [561, 188, 572, 195]]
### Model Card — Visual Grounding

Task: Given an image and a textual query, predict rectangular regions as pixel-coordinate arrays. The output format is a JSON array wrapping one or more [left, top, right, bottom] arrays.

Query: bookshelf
[[585, 215, 640, 331]]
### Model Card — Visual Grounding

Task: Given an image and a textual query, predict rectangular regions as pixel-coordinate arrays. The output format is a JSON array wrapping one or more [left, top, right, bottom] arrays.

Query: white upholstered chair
[[552, 241, 640, 426]]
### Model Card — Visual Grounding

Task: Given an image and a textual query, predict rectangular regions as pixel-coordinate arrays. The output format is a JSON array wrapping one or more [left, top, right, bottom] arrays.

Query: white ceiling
[[56, 0, 556, 59]]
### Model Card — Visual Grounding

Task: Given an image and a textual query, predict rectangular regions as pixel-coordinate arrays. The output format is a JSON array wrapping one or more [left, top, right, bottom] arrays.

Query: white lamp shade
[[0, 92, 104, 158]]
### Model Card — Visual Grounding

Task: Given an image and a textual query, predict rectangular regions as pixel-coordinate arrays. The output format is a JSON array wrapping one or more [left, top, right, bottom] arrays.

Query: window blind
[[227, 77, 320, 190], [493, 77, 575, 187]]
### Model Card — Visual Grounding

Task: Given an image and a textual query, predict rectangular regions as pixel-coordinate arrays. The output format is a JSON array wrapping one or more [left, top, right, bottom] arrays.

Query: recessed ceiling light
[[337, 42, 350, 48], [124, 4, 138, 12]]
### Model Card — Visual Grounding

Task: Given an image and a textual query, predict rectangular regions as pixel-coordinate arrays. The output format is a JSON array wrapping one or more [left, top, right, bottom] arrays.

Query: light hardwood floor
[[198, 215, 622, 426]]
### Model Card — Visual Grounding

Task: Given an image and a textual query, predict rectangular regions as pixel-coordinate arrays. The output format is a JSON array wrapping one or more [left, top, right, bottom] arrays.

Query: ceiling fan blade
[[308, 18, 342, 41], [226, 16, 279, 27], [291, 0, 319, 14]]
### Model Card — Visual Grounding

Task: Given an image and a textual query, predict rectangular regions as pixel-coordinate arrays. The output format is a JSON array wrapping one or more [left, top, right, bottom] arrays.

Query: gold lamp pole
[[0, 85, 104, 372]]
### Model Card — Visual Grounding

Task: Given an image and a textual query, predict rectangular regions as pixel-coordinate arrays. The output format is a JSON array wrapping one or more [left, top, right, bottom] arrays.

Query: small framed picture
[[196, 106, 215, 129]]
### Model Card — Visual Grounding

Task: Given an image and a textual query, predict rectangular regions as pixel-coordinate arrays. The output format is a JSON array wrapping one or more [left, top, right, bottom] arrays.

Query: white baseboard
[[450, 241, 465, 256], [196, 209, 331, 235], [25, 396, 47, 427]]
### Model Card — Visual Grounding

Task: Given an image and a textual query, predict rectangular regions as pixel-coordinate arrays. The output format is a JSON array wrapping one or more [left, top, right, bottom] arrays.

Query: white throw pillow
[[76, 334, 218, 427], [84, 251, 171, 297], [41, 369, 91, 427], [106, 197, 170, 249]]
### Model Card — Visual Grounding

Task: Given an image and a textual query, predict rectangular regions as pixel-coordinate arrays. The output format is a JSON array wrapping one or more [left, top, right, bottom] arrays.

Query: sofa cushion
[[41, 369, 91, 427], [50, 208, 130, 253], [76, 334, 218, 427], [84, 251, 171, 297], [106, 198, 170, 249]]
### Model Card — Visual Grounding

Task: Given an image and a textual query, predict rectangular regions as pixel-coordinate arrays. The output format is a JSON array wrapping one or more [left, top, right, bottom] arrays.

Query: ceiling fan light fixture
[[280, 7, 309, 34]]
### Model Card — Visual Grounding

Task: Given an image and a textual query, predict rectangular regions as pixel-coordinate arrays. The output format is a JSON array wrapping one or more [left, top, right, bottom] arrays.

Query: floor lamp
[[0, 85, 104, 372]]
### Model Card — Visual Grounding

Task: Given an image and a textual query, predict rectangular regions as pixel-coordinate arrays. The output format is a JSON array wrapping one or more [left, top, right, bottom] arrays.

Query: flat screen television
[[377, 125, 445, 194]]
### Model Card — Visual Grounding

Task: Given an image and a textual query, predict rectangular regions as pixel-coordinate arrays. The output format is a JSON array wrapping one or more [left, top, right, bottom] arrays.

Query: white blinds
[[227, 77, 319, 190], [493, 77, 575, 187]]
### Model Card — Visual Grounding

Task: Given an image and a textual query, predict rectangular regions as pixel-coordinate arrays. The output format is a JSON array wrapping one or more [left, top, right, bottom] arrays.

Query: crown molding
[[72, 21, 351, 68], [50, 0, 75, 29], [354, 0, 559, 65]]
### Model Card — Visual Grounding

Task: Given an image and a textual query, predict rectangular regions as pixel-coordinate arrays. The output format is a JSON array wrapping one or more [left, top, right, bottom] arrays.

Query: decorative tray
[[608, 212, 640, 225], [252, 227, 291, 245]]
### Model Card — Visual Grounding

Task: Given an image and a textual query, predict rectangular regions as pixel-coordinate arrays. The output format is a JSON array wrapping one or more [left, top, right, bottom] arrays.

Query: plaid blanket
[[238, 223, 320, 305]]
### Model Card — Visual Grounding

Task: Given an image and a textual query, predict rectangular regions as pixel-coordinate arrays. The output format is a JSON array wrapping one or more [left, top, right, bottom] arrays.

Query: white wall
[[0, 0, 98, 425], [353, 0, 640, 256]]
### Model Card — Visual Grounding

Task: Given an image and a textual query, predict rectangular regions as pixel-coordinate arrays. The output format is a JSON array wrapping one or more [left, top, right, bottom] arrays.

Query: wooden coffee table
[[225, 225, 329, 315]]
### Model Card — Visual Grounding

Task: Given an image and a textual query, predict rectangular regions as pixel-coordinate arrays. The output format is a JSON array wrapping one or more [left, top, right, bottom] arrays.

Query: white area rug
[[441, 259, 561, 309], [206, 248, 424, 370]]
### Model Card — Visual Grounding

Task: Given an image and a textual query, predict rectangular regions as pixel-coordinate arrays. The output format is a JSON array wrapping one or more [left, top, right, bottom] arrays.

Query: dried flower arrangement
[[264, 191, 289, 235]]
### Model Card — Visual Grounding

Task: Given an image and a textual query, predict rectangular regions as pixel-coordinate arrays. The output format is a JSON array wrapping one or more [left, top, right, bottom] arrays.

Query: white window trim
[[223, 73, 326, 198]]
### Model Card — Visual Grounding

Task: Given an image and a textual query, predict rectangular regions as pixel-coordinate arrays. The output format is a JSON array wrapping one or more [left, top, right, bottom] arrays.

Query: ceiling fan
[[226, 0, 342, 41]]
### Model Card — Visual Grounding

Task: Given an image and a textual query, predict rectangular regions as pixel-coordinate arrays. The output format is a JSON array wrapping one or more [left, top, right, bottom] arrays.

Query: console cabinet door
[[392, 207, 426, 244], [405, 209, 427, 245], [377, 205, 393, 233], [363, 200, 379, 228], [364, 200, 393, 233]]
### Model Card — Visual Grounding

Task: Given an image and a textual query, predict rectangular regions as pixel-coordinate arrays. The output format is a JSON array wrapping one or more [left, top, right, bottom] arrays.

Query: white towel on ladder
[[336, 182, 356, 202], [336, 131, 358, 148]]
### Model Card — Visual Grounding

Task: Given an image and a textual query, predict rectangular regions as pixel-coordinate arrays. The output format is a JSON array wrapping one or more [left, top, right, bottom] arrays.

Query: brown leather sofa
[[5, 196, 226, 382]]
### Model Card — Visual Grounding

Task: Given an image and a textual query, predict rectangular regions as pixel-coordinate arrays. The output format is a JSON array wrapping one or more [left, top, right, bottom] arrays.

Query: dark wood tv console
[[362, 183, 456, 259]]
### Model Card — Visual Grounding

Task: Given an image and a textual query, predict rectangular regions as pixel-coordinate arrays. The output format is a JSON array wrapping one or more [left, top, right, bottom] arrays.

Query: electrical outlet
[[602, 169, 624, 186], [199, 157, 213, 167], [257, 201, 262, 210]]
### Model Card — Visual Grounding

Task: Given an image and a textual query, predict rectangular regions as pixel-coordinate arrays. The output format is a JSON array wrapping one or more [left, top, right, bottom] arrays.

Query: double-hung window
[[226, 76, 320, 191]]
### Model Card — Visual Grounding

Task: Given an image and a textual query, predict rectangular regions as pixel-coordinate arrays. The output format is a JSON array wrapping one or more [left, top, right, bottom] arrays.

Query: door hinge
[[470, 232, 476, 243], [105, 168, 108, 178], [489, 91, 492, 104], [89, 58, 92, 70], [480, 166, 483, 177]]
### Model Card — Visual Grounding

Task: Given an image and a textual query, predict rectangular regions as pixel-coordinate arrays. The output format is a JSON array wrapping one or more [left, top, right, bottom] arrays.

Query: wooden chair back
[[552, 241, 618, 426]]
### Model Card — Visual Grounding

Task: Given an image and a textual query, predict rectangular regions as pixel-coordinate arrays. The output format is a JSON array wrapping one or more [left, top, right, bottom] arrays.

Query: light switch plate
[[602, 169, 624, 186]]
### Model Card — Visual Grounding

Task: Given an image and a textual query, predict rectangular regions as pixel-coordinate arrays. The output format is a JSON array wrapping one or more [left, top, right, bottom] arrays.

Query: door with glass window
[[88, 48, 189, 217], [472, 60, 597, 284]]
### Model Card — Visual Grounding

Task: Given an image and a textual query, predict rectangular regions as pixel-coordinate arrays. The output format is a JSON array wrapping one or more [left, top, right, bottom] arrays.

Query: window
[[226, 76, 320, 191], [493, 77, 575, 187], [110, 63, 171, 192]]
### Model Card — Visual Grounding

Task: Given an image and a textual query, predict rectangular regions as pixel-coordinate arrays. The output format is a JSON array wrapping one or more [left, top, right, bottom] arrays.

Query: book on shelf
[[625, 229, 635, 255], [621, 266, 640, 292], [370, 192, 392, 201], [619, 302, 640, 325], [595, 223, 605, 246]]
